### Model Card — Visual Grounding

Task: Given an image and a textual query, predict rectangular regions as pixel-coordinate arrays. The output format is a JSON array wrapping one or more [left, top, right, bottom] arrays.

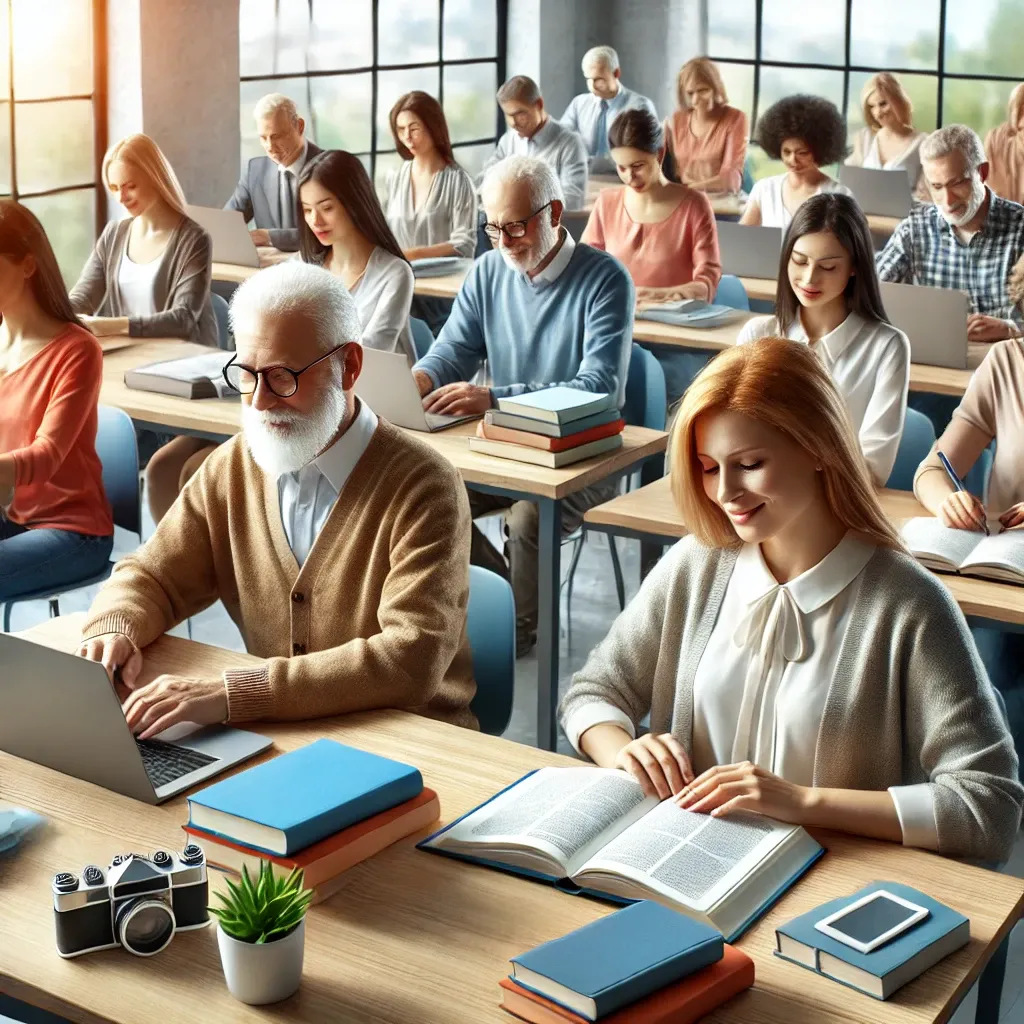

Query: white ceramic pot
[[216, 917, 306, 1005]]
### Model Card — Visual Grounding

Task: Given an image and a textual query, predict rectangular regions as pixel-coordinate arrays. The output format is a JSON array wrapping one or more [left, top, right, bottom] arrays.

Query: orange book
[[183, 788, 440, 900], [477, 417, 625, 452], [498, 944, 754, 1024]]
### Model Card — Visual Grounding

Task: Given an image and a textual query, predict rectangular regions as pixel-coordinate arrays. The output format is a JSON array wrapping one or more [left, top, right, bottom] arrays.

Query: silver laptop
[[880, 281, 969, 369], [0, 634, 272, 804], [717, 221, 782, 280], [186, 204, 260, 268], [838, 165, 913, 219], [355, 347, 478, 432]]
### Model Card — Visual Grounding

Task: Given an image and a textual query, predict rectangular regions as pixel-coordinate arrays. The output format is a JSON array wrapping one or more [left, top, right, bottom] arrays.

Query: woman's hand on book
[[674, 761, 811, 824], [939, 490, 988, 533], [998, 502, 1024, 532], [614, 734, 695, 800]]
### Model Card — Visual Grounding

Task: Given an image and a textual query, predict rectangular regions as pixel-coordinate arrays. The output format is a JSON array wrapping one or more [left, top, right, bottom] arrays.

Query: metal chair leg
[[608, 537, 626, 610], [2, 601, 11, 633], [48, 598, 60, 618], [564, 534, 586, 650]]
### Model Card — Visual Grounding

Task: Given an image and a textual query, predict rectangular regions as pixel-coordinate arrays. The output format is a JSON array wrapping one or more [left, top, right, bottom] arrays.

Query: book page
[[960, 530, 1024, 580], [900, 517, 984, 570]]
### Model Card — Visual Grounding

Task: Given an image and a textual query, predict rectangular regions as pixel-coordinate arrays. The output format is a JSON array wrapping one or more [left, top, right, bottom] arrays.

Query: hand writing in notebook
[[938, 489, 989, 534], [998, 502, 1024, 532], [675, 761, 811, 825]]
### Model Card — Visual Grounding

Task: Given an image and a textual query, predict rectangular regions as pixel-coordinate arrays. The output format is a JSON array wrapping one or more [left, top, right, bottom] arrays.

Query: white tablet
[[814, 889, 930, 954]]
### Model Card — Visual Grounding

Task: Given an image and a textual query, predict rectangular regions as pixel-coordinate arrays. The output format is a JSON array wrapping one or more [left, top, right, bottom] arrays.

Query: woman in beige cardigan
[[560, 338, 1021, 864], [985, 83, 1024, 205]]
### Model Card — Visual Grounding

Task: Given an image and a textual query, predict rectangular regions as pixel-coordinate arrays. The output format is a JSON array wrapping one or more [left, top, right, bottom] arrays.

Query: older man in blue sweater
[[413, 154, 633, 656]]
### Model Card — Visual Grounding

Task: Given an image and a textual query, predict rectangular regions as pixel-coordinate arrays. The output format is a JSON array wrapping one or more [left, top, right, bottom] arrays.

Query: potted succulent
[[209, 861, 314, 1005]]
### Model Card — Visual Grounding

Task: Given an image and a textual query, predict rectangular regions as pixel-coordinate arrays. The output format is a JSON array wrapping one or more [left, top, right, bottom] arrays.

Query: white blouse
[[746, 173, 854, 229], [564, 533, 938, 848], [737, 311, 909, 485], [383, 162, 477, 259], [349, 247, 415, 364], [851, 127, 927, 197], [116, 252, 159, 316]]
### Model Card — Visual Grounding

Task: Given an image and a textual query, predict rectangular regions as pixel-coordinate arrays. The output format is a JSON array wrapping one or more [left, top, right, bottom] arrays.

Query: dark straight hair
[[775, 192, 889, 335], [389, 91, 456, 165], [297, 150, 408, 266]]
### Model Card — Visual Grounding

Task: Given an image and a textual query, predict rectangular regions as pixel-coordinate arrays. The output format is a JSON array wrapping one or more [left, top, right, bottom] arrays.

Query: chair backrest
[[623, 344, 668, 430], [466, 566, 515, 736], [714, 274, 750, 311], [886, 408, 936, 491], [409, 316, 433, 360], [95, 405, 141, 537], [741, 155, 754, 195], [211, 292, 233, 351]]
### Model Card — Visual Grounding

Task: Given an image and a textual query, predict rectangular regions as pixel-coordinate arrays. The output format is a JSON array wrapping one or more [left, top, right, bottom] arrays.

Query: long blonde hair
[[102, 134, 188, 216], [670, 338, 902, 551], [1006, 83, 1024, 136], [676, 57, 728, 110], [861, 73, 914, 133]]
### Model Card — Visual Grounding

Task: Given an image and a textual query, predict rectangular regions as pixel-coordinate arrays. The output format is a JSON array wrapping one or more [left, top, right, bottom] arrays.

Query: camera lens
[[115, 899, 175, 956]]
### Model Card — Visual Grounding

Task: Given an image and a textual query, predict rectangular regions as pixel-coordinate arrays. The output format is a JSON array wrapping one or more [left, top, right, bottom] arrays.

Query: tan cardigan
[[82, 419, 477, 727]]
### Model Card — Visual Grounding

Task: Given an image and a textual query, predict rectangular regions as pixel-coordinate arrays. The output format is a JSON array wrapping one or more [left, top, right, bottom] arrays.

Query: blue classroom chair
[[715, 274, 751, 311], [886, 408, 935, 491], [467, 565, 515, 736], [410, 316, 433, 360], [212, 292, 232, 350]]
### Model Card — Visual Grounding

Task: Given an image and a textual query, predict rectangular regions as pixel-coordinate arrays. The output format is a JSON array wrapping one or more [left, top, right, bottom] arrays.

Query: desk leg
[[975, 932, 1009, 1024], [536, 497, 562, 751]]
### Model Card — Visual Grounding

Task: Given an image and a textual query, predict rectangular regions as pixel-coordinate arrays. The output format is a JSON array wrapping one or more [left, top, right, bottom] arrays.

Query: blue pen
[[936, 450, 988, 535]]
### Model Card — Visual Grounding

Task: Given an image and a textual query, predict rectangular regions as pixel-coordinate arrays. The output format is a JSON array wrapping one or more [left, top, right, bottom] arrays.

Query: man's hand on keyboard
[[121, 675, 229, 740], [78, 633, 143, 693]]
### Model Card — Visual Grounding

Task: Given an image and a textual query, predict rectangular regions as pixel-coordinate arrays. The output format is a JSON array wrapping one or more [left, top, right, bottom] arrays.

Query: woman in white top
[[738, 192, 909, 485], [298, 150, 414, 363], [847, 73, 928, 201], [558, 338, 1021, 863], [740, 95, 854, 229]]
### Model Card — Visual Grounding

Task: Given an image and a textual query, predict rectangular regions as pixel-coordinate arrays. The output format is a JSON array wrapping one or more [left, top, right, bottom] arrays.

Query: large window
[[239, 0, 505, 196], [1, 0, 104, 283], [707, 0, 1024, 179]]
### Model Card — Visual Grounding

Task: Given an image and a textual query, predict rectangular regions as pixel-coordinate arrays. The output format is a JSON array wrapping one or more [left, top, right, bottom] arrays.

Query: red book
[[498, 944, 754, 1024], [477, 417, 625, 452]]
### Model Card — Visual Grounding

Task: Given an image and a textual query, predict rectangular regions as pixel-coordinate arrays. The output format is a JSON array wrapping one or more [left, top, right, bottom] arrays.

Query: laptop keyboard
[[136, 738, 218, 788]]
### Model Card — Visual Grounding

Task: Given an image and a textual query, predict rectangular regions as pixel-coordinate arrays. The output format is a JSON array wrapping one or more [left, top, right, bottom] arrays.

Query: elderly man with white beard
[[412, 154, 633, 657], [77, 260, 477, 734]]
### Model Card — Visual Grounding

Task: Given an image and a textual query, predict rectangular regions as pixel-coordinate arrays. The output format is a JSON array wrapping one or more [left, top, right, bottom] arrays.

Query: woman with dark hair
[[299, 150, 415, 363], [740, 95, 853, 228], [737, 192, 909, 484], [583, 107, 721, 404], [0, 201, 114, 602]]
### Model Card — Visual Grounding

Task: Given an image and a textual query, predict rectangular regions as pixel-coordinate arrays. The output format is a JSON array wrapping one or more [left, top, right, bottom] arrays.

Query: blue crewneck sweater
[[414, 243, 633, 405]]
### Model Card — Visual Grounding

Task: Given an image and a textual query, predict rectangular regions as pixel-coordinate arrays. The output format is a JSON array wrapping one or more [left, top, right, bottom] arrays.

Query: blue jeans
[[0, 518, 113, 604]]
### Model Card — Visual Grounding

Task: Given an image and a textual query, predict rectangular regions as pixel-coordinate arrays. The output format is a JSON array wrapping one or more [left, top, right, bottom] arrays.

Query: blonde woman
[[847, 73, 928, 201], [559, 338, 1021, 863], [984, 83, 1024, 205], [663, 58, 748, 193], [70, 134, 217, 346]]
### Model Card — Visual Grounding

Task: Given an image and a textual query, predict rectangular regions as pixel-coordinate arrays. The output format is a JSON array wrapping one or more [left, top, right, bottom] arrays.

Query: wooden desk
[[3, 620, 1020, 1024], [413, 270, 466, 300], [583, 478, 1024, 629], [99, 341, 667, 749], [212, 247, 289, 285]]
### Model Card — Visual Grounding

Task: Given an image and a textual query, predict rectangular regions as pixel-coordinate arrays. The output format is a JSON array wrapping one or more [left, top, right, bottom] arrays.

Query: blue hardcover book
[[187, 739, 423, 856], [497, 387, 615, 425], [774, 881, 970, 1000], [485, 406, 620, 438], [510, 901, 723, 1021]]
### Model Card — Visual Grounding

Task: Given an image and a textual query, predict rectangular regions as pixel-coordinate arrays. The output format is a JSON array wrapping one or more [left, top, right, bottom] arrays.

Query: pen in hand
[[936, 450, 988, 535]]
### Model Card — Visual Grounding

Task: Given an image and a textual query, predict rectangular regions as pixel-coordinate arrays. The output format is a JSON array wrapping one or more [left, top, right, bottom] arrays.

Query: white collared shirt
[[277, 398, 378, 566], [527, 227, 576, 288], [278, 140, 308, 229], [737, 311, 910, 485]]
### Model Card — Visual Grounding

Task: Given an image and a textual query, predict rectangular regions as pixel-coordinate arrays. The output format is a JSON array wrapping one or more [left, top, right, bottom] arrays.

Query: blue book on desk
[[186, 739, 422, 856], [510, 901, 723, 1021], [774, 881, 969, 1000], [496, 388, 615, 425]]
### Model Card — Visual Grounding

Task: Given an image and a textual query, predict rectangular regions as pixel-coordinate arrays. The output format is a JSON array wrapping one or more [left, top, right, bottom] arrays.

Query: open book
[[124, 351, 238, 400], [901, 517, 1024, 584], [419, 767, 822, 942]]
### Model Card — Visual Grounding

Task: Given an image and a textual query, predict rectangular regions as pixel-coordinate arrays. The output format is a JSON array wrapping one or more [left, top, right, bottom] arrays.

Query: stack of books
[[470, 388, 624, 469], [182, 738, 439, 905], [499, 901, 755, 1023]]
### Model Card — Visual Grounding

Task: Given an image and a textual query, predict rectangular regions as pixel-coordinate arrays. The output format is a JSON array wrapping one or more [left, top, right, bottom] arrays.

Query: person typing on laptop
[[78, 260, 477, 736], [411, 155, 633, 657]]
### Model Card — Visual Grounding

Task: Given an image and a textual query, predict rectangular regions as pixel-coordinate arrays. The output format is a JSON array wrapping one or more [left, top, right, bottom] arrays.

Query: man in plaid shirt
[[876, 124, 1024, 343]]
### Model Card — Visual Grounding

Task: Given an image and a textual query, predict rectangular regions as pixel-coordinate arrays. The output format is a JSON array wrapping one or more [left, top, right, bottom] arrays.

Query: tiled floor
[[5, 510, 1024, 1021]]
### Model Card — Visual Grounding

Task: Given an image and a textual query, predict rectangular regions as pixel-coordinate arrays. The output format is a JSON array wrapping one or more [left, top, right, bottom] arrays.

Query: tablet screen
[[828, 894, 921, 944]]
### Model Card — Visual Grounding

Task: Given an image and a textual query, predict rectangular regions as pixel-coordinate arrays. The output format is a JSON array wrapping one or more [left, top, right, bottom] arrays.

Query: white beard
[[242, 385, 346, 478], [939, 176, 987, 227], [500, 217, 560, 274]]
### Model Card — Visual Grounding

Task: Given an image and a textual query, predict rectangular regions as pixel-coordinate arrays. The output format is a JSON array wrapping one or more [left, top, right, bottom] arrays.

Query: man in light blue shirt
[[560, 45, 658, 174], [413, 156, 633, 656]]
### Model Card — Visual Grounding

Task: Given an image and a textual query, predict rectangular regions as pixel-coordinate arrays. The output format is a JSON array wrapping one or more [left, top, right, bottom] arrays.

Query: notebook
[[123, 351, 237, 400], [467, 432, 623, 468], [900, 517, 1024, 584], [410, 256, 472, 278], [419, 767, 823, 942], [636, 300, 741, 329], [496, 389, 615, 425]]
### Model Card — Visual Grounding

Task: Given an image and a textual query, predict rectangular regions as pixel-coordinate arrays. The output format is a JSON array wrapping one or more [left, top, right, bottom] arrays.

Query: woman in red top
[[0, 201, 113, 604]]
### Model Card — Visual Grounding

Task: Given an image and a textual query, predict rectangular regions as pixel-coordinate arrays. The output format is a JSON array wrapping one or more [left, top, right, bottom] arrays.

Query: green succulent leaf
[[207, 857, 314, 944]]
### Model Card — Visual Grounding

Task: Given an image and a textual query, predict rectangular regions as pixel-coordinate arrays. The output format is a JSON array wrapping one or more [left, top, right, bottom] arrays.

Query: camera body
[[53, 845, 209, 958]]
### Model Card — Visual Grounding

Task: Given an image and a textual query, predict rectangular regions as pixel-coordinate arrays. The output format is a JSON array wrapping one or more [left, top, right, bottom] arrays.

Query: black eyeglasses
[[222, 345, 344, 398], [483, 201, 553, 242]]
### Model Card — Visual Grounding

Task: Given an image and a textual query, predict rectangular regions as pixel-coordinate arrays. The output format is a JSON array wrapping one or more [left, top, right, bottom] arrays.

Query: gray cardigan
[[559, 536, 1023, 864], [70, 216, 218, 347]]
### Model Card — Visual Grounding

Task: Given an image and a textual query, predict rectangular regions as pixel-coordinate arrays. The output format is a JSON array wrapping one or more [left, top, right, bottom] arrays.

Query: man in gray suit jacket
[[225, 93, 323, 252]]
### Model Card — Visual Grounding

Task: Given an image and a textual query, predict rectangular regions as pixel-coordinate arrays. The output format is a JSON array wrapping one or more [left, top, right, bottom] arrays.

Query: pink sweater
[[664, 106, 749, 193]]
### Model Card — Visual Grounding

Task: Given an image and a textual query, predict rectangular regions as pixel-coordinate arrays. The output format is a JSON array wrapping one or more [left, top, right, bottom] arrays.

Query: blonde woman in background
[[985, 83, 1024, 206], [663, 58, 748, 194], [847, 73, 928, 201]]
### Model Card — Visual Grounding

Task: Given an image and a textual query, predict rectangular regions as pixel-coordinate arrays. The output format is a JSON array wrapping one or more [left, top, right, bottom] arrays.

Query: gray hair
[[253, 93, 299, 124], [229, 261, 361, 355], [582, 45, 619, 73], [497, 75, 542, 107], [480, 154, 564, 211], [920, 124, 986, 174]]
